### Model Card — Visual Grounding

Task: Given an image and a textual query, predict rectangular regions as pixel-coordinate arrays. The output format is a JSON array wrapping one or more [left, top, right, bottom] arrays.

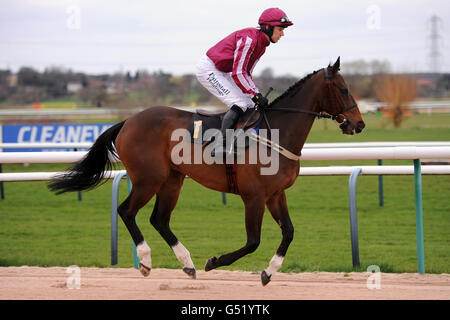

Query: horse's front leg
[[262, 190, 294, 286], [205, 195, 265, 271]]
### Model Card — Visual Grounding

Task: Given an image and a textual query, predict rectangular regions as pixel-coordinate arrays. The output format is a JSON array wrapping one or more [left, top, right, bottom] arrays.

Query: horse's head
[[319, 57, 365, 135]]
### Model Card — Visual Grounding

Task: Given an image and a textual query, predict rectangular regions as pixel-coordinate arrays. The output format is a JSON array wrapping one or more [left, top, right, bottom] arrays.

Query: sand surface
[[0, 266, 449, 300]]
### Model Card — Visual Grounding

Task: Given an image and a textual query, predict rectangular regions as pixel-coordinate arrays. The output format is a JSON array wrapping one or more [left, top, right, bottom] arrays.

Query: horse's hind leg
[[150, 170, 196, 278], [118, 182, 159, 277], [205, 195, 265, 271], [262, 190, 294, 286]]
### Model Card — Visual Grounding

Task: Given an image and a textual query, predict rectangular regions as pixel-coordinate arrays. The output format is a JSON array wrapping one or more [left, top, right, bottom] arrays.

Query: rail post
[[111, 171, 127, 266], [378, 159, 384, 207], [348, 168, 362, 269], [414, 159, 425, 274], [0, 164, 4, 200], [110, 170, 139, 269]]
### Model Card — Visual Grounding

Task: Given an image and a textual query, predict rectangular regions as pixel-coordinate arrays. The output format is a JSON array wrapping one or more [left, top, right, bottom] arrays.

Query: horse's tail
[[48, 121, 125, 194]]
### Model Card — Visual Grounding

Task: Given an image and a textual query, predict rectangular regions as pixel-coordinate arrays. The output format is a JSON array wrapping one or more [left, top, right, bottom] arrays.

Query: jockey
[[196, 8, 293, 156]]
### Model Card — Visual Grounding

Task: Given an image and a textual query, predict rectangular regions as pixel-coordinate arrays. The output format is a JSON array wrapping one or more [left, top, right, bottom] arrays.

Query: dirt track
[[0, 266, 449, 300]]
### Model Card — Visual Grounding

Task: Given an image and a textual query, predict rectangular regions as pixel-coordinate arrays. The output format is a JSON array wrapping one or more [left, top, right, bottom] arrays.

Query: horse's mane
[[269, 68, 323, 106]]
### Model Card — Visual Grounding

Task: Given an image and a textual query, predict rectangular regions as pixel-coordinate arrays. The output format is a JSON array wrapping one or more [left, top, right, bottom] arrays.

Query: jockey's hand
[[252, 93, 269, 109]]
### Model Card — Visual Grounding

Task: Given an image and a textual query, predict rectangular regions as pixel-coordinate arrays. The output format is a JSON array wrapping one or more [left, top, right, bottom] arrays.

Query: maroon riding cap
[[258, 8, 293, 28]]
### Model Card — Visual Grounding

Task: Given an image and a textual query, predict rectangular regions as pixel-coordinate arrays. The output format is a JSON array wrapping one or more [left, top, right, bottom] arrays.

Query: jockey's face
[[271, 26, 285, 43]]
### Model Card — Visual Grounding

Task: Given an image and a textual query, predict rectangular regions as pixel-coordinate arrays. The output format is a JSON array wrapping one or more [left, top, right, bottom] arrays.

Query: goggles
[[263, 16, 291, 24]]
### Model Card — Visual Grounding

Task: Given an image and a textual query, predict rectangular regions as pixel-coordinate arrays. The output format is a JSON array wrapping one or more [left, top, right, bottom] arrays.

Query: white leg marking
[[265, 254, 284, 277], [136, 241, 152, 269], [172, 242, 195, 269]]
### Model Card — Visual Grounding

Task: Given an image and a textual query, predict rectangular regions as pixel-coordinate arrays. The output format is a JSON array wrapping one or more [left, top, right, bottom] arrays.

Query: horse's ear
[[332, 56, 340, 74]]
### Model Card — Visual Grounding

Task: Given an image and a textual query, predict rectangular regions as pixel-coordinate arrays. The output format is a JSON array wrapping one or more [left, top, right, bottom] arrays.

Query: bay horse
[[48, 57, 365, 286]]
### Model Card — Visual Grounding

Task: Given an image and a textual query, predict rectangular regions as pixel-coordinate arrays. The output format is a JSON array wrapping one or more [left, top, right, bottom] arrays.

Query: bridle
[[321, 67, 358, 125], [238, 68, 359, 160], [260, 67, 358, 126]]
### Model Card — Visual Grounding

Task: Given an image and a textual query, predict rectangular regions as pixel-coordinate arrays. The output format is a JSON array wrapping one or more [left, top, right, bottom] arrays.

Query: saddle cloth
[[187, 108, 260, 146]]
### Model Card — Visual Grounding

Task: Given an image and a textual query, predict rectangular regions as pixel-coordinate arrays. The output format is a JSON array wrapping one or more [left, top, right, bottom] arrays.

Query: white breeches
[[195, 55, 255, 112]]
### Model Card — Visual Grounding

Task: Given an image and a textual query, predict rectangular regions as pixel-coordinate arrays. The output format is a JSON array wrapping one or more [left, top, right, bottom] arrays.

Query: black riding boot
[[211, 105, 243, 157]]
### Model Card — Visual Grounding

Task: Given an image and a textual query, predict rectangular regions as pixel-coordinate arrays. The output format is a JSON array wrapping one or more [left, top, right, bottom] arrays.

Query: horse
[[48, 57, 365, 286]]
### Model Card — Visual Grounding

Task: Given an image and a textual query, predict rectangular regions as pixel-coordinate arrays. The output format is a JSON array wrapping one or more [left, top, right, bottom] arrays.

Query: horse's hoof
[[205, 256, 218, 271], [183, 267, 197, 279], [261, 270, 272, 286], [139, 263, 151, 277]]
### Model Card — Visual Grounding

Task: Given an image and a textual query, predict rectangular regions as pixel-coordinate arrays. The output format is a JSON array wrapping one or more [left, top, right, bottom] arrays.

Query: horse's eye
[[334, 82, 349, 96]]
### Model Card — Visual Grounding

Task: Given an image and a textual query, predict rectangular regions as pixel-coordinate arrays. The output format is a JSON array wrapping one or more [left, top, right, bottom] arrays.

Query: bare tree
[[375, 75, 417, 128]]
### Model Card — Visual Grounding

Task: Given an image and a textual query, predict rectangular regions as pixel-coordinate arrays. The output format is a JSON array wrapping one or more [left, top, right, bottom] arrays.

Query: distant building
[[67, 82, 82, 93], [106, 84, 119, 94], [8, 74, 18, 87]]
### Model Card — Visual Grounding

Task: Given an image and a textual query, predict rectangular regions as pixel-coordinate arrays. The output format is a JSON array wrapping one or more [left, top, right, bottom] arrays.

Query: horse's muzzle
[[355, 121, 365, 133], [340, 120, 365, 135]]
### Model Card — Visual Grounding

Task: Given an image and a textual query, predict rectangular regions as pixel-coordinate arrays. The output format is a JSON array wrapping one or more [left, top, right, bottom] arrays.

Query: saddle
[[187, 108, 261, 146]]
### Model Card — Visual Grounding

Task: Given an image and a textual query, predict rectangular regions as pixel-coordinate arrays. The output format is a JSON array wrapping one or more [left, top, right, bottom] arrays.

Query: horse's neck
[[267, 79, 321, 156]]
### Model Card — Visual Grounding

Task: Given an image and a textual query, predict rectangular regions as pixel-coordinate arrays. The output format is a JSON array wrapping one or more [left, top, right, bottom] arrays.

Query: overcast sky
[[0, 0, 449, 77]]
